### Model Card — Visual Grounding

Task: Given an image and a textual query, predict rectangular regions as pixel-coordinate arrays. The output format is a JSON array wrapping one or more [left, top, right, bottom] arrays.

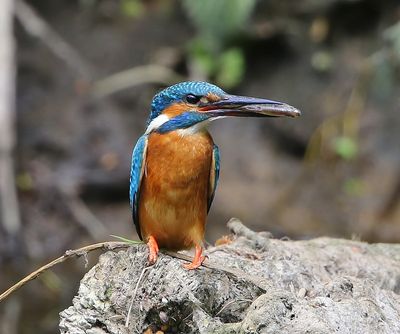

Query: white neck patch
[[176, 120, 210, 136], [177, 116, 225, 137], [145, 114, 225, 136], [145, 114, 170, 134]]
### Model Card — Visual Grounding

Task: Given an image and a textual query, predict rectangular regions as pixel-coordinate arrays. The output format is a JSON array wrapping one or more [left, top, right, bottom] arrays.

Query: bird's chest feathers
[[139, 130, 213, 248], [145, 131, 213, 190]]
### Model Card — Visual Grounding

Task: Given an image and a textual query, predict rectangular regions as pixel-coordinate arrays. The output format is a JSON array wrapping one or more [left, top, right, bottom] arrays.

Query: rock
[[60, 219, 400, 334]]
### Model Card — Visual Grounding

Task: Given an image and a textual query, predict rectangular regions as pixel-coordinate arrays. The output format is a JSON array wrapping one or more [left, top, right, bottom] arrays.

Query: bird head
[[146, 81, 301, 134]]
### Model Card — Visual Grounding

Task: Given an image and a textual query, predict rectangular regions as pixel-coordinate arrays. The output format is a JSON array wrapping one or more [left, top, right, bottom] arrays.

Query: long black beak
[[200, 94, 301, 118]]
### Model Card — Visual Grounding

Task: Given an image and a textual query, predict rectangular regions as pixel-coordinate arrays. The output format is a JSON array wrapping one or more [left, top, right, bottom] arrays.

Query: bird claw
[[147, 236, 159, 265], [183, 255, 205, 270], [148, 251, 158, 265], [183, 245, 205, 270]]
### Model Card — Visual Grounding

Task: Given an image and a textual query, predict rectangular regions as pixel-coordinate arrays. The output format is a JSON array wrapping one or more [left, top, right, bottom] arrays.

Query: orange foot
[[183, 245, 205, 270], [147, 236, 159, 265]]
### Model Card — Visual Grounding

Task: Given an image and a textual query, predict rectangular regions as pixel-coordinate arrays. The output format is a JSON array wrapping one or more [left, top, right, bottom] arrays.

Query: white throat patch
[[145, 114, 170, 134], [177, 116, 225, 136], [145, 114, 225, 136], [176, 120, 211, 136]]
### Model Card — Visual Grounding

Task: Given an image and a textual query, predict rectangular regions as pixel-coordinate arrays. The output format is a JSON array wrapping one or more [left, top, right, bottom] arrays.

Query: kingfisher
[[130, 81, 300, 269]]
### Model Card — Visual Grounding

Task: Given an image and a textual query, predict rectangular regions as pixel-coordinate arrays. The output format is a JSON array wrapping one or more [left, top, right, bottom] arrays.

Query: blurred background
[[1, 0, 400, 332]]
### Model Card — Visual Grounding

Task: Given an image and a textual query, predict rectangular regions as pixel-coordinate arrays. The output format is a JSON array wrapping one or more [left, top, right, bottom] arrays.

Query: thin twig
[[92, 64, 183, 98], [125, 264, 153, 328], [0, 241, 268, 303], [215, 298, 252, 317], [15, 1, 186, 101], [0, 241, 130, 302], [15, 0, 93, 78], [63, 192, 109, 240], [55, 180, 109, 240]]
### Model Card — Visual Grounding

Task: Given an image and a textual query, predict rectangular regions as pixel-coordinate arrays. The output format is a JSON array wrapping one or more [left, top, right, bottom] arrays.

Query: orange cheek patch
[[162, 94, 223, 116], [163, 102, 193, 118], [206, 93, 222, 103]]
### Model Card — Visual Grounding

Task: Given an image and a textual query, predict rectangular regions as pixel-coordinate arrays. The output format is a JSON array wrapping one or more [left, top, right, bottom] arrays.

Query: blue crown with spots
[[148, 81, 226, 125]]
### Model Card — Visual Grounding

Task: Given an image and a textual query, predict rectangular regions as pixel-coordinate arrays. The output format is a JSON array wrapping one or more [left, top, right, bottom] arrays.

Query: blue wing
[[208, 144, 220, 212], [129, 134, 148, 239]]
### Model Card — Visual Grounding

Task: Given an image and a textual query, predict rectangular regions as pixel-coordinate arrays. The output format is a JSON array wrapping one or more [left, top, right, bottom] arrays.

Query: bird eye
[[185, 94, 201, 104]]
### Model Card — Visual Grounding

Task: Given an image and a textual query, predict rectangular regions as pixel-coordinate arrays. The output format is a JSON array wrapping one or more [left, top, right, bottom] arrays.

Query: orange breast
[[138, 130, 214, 250]]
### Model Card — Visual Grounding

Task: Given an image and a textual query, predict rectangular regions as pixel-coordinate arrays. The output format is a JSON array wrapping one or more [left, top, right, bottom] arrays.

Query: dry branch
[[15, 0, 93, 78], [0, 241, 131, 302], [92, 65, 183, 98], [0, 233, 262, 304]]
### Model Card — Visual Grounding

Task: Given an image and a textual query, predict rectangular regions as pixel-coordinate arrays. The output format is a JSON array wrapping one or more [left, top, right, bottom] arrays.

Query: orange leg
[[183, 245, 205, 270], [147, 235, 159, 265]]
